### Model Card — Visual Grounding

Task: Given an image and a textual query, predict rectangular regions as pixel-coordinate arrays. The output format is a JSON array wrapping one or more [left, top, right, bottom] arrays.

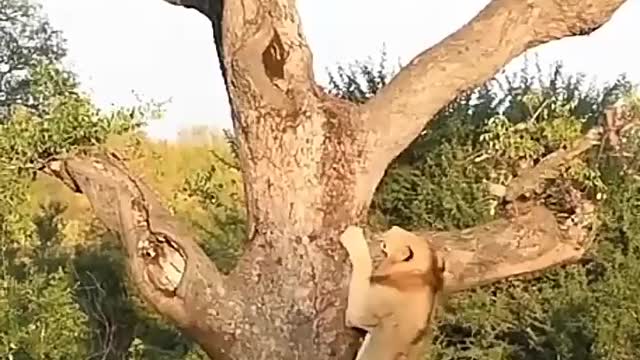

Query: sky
[[38, 0, 640, 140]]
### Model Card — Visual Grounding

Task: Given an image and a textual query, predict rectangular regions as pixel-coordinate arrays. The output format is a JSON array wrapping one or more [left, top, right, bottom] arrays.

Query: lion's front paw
[[340, 225, 363, 244], [340, 225, 370, 260]]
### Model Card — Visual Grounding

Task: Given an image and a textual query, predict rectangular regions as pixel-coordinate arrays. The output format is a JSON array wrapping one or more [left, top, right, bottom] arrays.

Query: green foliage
[[326, 46, 398, 104], [371, 90, 496, 230], [1, 181, 91, 360], [0, 62, 147, 349], [0, 64, 142, 173], [180, 160, 246, 272], [0, 268, 89, 359], [0, 0, 67, 117], [328, 54, 640, 359]]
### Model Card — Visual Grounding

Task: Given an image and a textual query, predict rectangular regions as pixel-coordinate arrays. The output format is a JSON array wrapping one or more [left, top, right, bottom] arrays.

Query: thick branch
[[42, 151, 246, 359], [362, 197, 596, 294], [358, 0, 627, 197], [220, 0, 319, 113], [416, 118, 614, 291], [426, 200, 597, 292]]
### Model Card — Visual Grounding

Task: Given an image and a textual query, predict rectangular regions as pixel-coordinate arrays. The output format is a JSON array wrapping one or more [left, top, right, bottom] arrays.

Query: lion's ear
[[400, 246, 414, 262]]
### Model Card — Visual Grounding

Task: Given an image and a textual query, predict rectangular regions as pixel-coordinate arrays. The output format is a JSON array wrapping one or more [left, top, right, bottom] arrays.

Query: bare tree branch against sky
[[39, 0, 639, 139]]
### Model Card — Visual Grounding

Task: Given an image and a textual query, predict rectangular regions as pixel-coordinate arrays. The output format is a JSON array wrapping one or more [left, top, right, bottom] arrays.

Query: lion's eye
[[380, 242, 387, 254]]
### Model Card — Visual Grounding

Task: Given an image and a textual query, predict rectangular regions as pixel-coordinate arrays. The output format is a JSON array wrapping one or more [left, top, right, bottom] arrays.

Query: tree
[[39, 1, 631, 359]]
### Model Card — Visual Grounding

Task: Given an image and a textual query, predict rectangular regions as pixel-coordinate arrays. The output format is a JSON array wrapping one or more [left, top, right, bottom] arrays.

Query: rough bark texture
[[42, 0, 629, 359]]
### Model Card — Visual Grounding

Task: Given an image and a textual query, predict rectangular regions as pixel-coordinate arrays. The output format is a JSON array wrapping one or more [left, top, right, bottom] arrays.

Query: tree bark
[[43, 0, 629, 359]]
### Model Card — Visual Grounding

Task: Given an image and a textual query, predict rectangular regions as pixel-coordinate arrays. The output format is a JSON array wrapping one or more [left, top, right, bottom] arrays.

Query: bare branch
[[503, 127, 602, 202], [415, 198, 597, 292], [210, 148, 240, 171], [42, 151, 245, 359], [358, 0, 627, 195], [488, 100, 639, 202]]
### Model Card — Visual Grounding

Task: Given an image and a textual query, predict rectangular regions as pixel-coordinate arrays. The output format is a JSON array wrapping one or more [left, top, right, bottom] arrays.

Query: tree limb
[[427, 198, 597, 292], [486, 100, 639, 202], [42, 151, 246, 359], [165, 0, 361, 233], [358, 190, 597, 293], [358, 0, 627, 196], [349, 192, 596, 295], [503, 127, 602, 202]]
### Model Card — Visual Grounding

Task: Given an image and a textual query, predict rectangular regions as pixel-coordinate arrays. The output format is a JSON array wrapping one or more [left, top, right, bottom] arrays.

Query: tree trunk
[[43, 0, 630, 359], [211, 87, 372, 358]]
